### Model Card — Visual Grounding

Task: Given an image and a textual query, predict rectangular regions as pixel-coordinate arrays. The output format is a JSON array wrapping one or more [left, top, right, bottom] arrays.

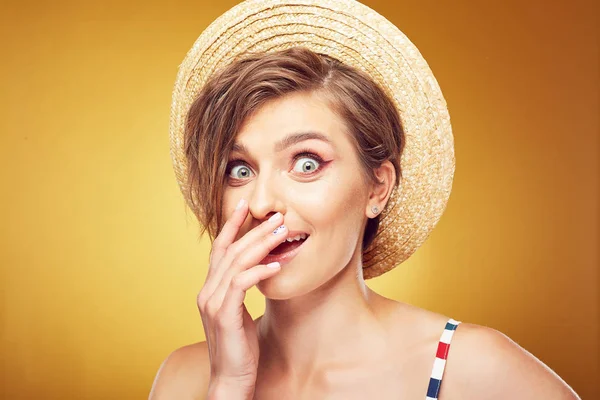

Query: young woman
[[150, 1, 581, 399]]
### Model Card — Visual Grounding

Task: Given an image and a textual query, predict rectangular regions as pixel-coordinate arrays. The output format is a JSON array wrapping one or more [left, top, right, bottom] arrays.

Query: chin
[[256, 272, 304, 300], [256, 262, 342, 300]]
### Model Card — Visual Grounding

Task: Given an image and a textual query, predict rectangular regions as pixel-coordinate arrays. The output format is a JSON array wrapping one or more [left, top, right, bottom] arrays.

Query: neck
[[256, 247, 391, 385]]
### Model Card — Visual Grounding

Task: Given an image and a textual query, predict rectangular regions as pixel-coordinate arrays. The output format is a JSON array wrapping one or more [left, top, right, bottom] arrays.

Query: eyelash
[[226, 149, 327, 180]]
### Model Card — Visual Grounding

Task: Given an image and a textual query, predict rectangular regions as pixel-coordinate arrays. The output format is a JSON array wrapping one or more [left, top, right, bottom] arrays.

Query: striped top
[[425, 318, 461, 400]]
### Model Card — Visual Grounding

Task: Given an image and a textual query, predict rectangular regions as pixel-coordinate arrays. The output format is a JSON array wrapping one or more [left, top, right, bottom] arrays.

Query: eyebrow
[[231, 131, 334, 156]]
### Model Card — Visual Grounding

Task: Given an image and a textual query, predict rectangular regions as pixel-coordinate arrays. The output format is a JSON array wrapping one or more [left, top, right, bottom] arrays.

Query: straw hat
[[169, 0, 455, 279]]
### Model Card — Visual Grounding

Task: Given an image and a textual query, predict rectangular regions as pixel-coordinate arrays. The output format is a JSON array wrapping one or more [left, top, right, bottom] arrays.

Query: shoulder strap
[[425, 318, 461, 400]]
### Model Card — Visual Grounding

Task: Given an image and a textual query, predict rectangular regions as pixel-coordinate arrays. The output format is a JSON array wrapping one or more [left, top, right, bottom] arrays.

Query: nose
[[247, 169, 285, 222]]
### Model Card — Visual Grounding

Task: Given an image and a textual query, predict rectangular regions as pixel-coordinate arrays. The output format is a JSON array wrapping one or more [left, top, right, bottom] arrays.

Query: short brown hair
[[183, 46, 405, 251]]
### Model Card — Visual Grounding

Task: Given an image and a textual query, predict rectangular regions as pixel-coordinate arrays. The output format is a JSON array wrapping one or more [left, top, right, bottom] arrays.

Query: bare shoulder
[[149, 341, 211, 400], [441, 323, 581, 400], [381, 301, 580, 399]]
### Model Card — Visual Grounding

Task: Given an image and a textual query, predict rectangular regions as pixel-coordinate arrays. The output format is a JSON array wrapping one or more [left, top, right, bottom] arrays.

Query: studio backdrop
[[0, 0, 597, 398]]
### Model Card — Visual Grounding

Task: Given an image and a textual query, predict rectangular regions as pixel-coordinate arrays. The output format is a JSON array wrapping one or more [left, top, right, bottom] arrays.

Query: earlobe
[[366, 204, 380, 219]]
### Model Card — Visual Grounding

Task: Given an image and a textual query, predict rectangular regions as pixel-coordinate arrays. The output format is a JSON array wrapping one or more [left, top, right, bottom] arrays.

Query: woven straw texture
[[169, 0, 455, 279]]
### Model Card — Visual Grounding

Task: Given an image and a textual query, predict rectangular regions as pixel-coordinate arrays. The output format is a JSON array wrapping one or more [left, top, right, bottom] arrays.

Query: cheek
[[217, 193, 238, 232], [286, 174, 366, 227], [222, 188, 245, 216]]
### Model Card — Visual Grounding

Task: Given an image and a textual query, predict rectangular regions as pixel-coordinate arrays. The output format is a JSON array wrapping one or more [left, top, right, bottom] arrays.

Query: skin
[[150, 91, 580, 399]]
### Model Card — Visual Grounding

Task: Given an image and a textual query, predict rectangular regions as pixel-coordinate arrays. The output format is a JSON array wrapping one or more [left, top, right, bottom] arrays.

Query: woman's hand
[[197, 199, 288, 398]]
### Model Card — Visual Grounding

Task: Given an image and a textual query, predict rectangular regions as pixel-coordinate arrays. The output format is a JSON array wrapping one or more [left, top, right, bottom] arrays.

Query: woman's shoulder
[[149, 341, 210, 400], [442, 322, 580, 399], [385, 301, 579, 399]]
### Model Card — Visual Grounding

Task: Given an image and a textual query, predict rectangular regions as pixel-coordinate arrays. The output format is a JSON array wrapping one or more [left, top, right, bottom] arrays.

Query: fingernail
[[235, 198, 246, 210], [267, 262, 280, 269], [272, 225, 286, 235], [268, 212, 282, 222]]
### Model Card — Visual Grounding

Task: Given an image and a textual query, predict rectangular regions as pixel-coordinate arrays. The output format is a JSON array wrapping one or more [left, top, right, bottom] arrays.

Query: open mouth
[[269, 233, 308, 255], [262, 233, 309, 265]]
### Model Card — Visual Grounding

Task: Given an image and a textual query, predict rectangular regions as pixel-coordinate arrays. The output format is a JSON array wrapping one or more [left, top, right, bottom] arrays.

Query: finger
[[206, 212, 285, 294], [210, 198, 249, 269], [219, 263, 281, 323], [210, 225, 288, 308]]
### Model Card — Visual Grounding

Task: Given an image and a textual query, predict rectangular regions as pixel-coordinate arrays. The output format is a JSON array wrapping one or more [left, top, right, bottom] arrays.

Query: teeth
[[286, 233, 308, 242]]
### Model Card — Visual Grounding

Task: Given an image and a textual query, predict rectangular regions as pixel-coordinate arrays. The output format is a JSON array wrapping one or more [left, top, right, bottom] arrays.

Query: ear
[[366, 160, 396, 218]]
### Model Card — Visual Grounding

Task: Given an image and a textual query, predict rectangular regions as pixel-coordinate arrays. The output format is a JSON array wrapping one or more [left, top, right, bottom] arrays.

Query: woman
[[151, 0, 581, 398]]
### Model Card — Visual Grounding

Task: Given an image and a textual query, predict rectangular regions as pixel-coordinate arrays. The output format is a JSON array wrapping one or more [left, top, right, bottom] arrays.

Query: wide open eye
[[292, 157, 320, 174], [228, 164, 254, 179]]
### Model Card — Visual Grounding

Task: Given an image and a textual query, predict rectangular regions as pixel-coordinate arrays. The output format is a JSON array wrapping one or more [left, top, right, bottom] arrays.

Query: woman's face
[[222, 90, 375, 299]]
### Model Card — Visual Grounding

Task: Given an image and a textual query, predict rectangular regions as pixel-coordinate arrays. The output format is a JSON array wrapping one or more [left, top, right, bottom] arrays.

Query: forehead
[[235, 91, 348, 147]]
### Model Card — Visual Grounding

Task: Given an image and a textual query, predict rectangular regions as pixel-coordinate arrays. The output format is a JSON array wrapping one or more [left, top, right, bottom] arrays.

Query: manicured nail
[[267, 262, 280, 269], [272, 225, 286, 235], [268, 212, 282, 222], [235, 198, 246, 210]]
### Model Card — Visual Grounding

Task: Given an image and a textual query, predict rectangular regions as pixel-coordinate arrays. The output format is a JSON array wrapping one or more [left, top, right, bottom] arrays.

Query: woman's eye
[[227, 153, 323, 181], [293, 157, 320, 174], [228, 164, 253, 179]]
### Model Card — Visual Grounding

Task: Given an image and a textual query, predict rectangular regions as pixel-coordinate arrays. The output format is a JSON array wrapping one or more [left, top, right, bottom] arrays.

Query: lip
[[261, 234, 309, 266]]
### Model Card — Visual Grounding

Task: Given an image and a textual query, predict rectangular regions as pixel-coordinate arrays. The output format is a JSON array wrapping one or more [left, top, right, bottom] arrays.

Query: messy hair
[[183, 46, 405, 251]]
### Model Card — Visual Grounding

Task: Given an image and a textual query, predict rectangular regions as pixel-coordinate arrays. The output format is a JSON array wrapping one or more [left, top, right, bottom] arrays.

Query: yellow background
[[0, 0, 597, 398]]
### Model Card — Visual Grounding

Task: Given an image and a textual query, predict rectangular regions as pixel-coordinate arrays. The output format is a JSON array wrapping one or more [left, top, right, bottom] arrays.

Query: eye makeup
[[225, 147, 331, 181]]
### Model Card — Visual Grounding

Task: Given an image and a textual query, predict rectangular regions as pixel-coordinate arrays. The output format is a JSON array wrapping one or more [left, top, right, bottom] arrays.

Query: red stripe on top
[[435, 341, 450, 360]]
